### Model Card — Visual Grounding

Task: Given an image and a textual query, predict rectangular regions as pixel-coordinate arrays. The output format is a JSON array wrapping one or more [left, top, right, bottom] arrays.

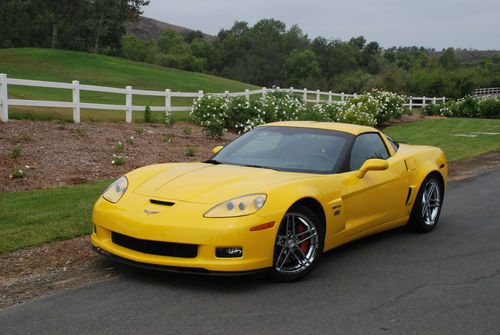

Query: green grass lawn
[[384, 118, 500, 161], [0, 180, 110, 253], [0, 48, 258, 122], [1, 117, 499, 254]]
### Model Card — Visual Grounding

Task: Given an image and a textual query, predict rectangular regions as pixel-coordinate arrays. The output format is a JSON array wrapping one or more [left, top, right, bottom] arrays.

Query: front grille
[[111, 232, 197, 258]]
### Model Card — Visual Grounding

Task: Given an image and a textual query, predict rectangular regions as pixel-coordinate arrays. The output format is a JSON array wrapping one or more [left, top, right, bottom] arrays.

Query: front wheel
[[407, 174, 444, 233], [268, 205, 324, 282]]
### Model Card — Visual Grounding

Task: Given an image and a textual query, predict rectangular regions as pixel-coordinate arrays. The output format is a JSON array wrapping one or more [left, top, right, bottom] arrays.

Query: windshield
[[211, 126, 352, 174]]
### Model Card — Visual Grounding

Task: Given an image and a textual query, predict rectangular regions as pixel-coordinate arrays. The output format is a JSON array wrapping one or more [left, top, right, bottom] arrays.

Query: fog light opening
[[216, 247, 243, 258]]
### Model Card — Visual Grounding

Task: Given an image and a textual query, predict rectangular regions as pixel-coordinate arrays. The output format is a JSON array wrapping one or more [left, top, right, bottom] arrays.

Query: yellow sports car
[[92, 121, 447, 281]]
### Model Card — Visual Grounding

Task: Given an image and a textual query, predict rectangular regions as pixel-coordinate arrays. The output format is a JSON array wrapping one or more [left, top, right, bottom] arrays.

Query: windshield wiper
[[204, 159, 222, 165]]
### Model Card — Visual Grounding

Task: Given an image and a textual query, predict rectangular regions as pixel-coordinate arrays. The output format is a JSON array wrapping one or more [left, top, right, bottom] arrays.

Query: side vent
[[405, 187, 413, 206], [150, 199, 175, 207]]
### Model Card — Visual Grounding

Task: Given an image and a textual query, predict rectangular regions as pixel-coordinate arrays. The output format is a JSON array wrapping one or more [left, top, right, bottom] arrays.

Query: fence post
[[125, 85, 132, 123], [303, 88, 307, 102], [422, 96, 426, 108], [442, 96, 446, 103], [328, 91, 332, 103], [316, 89, 320, 104], [245, 89, 250, 101], [72, 80, 80, 123], [409, 96, 413, 110], [0, 74, 8, 122], [433, 97, 436, 105], [289, 87, 294, 94], [341, 92, 345, 102], [165, 89, 171, 124], [262, 87, 267, 100]]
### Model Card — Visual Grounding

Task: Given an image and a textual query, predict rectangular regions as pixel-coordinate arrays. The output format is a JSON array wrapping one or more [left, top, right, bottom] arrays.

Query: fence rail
[[0, 74, 446, 123], [472, 87, 500, 97]]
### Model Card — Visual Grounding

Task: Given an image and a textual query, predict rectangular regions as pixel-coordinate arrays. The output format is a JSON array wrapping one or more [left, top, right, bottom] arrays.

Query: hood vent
[[150, 199, 175, 207]]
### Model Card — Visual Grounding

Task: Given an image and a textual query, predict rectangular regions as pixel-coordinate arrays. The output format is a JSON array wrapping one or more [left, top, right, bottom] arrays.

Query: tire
[[407, 174, 444, 233], [268, 205, 324, 282]]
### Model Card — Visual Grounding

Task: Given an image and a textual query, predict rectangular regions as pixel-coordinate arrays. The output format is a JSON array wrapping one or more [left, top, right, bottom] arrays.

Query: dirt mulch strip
[[448, 149, 500, 181], [0, 120, 236, 192], [1, 120, 499, 309]]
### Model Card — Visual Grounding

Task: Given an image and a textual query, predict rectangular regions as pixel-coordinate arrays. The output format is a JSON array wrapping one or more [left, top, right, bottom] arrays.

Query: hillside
[[0, 48, 257, 121], [124, 16, 216, 41]]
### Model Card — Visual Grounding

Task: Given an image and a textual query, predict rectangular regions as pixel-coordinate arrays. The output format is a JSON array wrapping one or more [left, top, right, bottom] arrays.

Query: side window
[[350, 133, 389, 171], [385, 134, 399, 152]]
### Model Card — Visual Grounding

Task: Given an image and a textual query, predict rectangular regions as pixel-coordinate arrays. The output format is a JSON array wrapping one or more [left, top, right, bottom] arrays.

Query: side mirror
[[212, 145, 224, 154], [356, 159, 388, 178]]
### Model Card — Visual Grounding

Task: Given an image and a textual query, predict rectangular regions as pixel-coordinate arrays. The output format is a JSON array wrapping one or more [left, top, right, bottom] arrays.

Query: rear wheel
[[408, 174, 444, 233], [269, 205, 324, 282]]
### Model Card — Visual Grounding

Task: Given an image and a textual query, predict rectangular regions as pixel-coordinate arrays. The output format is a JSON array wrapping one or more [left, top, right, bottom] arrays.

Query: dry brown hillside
[[124, 16, 216, 41]]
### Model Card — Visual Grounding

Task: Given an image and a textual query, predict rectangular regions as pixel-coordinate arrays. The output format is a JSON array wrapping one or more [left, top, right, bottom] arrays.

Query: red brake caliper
[[297, 223, 308, 254]]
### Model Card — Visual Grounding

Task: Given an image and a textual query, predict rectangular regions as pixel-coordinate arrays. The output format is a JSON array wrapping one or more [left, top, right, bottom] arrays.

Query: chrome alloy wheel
[[275, 213, 320, 274], [421, 179, 441, 226]]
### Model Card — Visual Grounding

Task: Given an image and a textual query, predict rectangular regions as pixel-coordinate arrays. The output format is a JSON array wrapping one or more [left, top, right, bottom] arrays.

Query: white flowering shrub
[[367, 89, 405, 124], [477, 96, 500, 118], [226, 97, 266, 134], [260, 92, 304, 122], [336, 103, 377, 126], [297, 103, 343, 122], [423, 95, 499, 119], [298, 104, 329, 121], [190, 90, 407, 136], [191, 94, 229, 138]]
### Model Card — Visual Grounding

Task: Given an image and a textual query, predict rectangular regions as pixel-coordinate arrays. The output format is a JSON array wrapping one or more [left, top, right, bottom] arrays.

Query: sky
[[143, 0, 500, 50]]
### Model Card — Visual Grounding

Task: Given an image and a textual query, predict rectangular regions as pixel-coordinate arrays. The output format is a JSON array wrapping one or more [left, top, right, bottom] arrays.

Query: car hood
[[132, 163, 311, 204]]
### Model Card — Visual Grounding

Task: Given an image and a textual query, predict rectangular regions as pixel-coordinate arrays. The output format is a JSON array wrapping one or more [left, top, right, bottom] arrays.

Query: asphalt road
[[1, 170, 500, 334]]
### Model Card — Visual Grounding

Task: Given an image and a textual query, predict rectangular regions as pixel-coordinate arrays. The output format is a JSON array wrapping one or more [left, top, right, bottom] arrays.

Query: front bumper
[[91, 195, 279, 273]]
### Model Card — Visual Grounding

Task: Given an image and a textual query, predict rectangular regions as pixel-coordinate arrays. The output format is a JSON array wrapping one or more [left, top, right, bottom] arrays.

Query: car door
[[343, 132, 408, 237]]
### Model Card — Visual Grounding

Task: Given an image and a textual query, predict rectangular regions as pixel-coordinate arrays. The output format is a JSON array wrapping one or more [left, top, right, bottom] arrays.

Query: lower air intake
[[111, 232, 197, 258]]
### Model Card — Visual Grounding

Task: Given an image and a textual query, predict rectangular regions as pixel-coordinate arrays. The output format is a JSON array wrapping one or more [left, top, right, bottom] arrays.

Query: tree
[[33, 0, 87, 49], [158, 29, 184, 54], [439, 48, 458, 69], [357, 41, 381, 74], [284, 50, 321, 87], [91, 0, 150, 54], [183, 30, 204, 43]]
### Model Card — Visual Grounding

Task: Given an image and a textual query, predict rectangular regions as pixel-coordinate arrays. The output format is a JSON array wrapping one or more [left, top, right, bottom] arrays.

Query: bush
[[226, 97, 266, 134], [422, 103, 442, 116], [191, 94, 229, 138], [457, 96, 480, 118], [297, 104, 330, 121], [259, 92, 304, 122], [144, 105, 152, 123], [368, 89, 405, 124], [191, 90, 407, 136], [423, 96, 499, 119], [478, 97, 500, 118], [335, 102, 378, 126]]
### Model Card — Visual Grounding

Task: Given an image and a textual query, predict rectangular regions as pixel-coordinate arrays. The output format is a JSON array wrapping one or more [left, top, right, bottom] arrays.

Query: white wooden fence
[[473, 87, 500, 97], [0, 74, 446, 123]]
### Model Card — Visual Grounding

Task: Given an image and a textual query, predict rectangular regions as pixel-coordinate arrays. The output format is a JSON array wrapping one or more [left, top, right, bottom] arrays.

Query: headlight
[[102, 176, 128, 203], [204, 194, 267, 218]]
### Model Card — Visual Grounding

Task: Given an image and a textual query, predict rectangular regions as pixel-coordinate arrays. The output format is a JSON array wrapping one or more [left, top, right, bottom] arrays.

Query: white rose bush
[[423, 95, 500, 119], [191, 90, 407, 137]]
